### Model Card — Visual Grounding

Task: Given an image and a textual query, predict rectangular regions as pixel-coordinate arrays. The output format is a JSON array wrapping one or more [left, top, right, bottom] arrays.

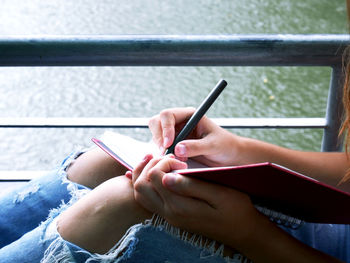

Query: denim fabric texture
[[0, 151, 349, 262], [61, 218, 246, 263], [0, 152, 242, 263], [281, 223, 350, 262], [0, 151, 90, 262]]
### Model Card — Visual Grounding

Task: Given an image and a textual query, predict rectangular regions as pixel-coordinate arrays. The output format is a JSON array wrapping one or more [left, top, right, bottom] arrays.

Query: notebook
[[92, 131, 350, 226]]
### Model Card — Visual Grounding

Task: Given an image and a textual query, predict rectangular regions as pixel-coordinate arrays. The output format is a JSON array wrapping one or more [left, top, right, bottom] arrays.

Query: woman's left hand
[[131, 155, 261, 250]]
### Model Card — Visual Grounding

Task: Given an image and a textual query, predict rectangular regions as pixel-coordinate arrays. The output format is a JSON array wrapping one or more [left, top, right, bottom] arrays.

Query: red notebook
[[93, 131, 350, 224]]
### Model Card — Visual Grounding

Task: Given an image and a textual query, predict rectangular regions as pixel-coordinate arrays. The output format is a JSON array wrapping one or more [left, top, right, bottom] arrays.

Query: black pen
[[165, 79, 227, 155]]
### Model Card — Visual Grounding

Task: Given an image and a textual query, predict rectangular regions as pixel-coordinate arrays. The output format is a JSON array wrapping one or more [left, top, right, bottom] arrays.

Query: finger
[[133, 180, 164, 213], [149, 116, 164, 150], [159, 111, 176, 149], [159, 108, 196, 149], [161, 188, 215, 225], [147, 156, 187, 185], [131, 154, 153, 184], [133, 157, 165, 212], [162, 173, 225, 208], [146, 157, 187, 207], [155, 175, 218, 229], [142, 157, 214, 222]]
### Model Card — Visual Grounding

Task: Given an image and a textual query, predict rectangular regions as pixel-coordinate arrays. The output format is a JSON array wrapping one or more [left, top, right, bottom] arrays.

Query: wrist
[[223, 206, 263, 251], [227, 133, 249, 165], [233, 136, 274, 165], [225, 211, 280, 261]]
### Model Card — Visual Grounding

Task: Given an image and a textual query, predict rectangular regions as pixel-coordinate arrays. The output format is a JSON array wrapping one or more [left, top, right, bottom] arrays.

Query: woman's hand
[[148, 107, 243, 166], [148, 108, 350, 189], [131, 154, 260, 250], [131, 156, 345, 262]]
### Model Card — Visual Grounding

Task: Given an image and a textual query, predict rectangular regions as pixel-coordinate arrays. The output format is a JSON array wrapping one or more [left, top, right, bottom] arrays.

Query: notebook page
[[100, 131, 160, 169], [100, 131, 207, 169]]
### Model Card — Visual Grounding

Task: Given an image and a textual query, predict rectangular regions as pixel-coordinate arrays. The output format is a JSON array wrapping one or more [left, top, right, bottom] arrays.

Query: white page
[[100, 131, 207, 169], [100, 131, 160, 169]]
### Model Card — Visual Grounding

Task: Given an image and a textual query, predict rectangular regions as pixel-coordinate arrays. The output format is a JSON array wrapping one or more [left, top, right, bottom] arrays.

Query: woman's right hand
[[148, 107, 243, 167]]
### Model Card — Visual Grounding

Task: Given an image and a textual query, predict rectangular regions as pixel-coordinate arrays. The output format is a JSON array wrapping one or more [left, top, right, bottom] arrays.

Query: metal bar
[[0, 117, 326, 129], [0, 118, 150, 128], [321, 67, 345, 151], [0, 35, 348, 67], [0, 171, 46, 181]]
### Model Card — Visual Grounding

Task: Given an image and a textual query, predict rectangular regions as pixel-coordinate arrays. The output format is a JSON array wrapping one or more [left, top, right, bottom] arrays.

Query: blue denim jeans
[[0, 152, 245, 263], [280, 223, 350, 262], [0, 151, 349, 262]]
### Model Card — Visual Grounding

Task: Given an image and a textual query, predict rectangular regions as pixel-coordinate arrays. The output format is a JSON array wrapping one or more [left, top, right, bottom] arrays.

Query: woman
[[1, 71, 350, 262], [1, 106, 349, 263]]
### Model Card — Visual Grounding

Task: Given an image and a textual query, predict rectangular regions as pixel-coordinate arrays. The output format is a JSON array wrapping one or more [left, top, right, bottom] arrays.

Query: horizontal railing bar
[[0, 117, 326, 129], [0, 171, 46, 181], [0, 116, 328, 181], [0, 35, 348, 67], [214, 118, 326, 128], [0, 117, 150, 128]]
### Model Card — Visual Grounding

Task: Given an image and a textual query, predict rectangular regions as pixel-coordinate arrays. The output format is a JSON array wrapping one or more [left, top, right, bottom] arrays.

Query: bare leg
[[57, 175, 152, 254], [58, 147, 150, 253], [60, 148, 236, 256], [67, 147, 127, 189]]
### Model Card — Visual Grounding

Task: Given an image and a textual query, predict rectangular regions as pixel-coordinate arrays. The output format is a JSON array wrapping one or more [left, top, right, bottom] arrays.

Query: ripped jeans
[[0, 151, 349, 263], [0, 152, 247, 263]]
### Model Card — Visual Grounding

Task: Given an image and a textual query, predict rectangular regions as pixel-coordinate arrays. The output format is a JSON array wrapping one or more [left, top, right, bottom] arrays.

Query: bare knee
[[57, 176, 152, 253]]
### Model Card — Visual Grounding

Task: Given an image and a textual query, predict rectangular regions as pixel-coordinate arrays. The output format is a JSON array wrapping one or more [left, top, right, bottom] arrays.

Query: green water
[[0, 0, 347, 170]]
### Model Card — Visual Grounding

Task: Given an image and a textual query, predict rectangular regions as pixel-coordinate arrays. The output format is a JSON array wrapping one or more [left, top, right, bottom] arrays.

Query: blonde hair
[[337, 1, 350, 184], [335, 1, 350, 184], [340, 48, 350, 150], [340, 1, 350, 151]]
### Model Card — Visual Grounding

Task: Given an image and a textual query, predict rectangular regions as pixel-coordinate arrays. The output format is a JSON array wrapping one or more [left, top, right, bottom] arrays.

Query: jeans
[[0, 152, 244, 263], [281, 223, 350, 262], [0, 151, 349, 262]]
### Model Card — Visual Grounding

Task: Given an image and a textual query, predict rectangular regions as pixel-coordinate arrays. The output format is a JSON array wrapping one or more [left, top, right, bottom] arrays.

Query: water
[[0, 0, 347, 170]]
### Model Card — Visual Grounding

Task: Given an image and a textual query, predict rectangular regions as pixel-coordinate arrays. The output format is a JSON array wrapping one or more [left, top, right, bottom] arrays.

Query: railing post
[[321, 66, 345, 152]]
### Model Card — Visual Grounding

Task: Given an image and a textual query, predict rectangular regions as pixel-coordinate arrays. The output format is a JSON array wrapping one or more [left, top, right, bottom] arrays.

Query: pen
[[165, 79, 227, 155]]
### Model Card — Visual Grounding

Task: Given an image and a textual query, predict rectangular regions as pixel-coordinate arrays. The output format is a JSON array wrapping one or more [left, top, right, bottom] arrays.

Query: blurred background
[[0, 0, 347, 171]]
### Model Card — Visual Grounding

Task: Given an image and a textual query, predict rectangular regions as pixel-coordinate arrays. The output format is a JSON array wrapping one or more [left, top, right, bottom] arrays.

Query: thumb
[[174, 136, 215, 158]]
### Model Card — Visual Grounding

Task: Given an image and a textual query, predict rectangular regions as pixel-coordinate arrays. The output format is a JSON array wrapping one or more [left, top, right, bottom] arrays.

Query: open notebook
[[93, 131, 350, 227]]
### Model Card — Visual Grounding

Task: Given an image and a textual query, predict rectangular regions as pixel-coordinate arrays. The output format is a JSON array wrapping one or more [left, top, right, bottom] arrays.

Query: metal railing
[[0, 34, 349, 181]]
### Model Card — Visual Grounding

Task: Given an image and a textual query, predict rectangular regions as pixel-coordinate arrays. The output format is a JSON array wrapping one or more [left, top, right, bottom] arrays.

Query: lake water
[[0, 0, 347, 171]]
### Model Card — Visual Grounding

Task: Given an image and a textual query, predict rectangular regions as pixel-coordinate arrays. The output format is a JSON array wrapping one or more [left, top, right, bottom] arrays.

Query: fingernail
[[125, 171, 132, 180], [159, 146, 165, 153], [142, 154, 151, 162], [163, 137, 170, 148], [176, 144, 186, 156]]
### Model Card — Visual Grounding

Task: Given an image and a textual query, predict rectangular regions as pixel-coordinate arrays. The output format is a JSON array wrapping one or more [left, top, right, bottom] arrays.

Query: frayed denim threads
[[0, 150, 90, 262], [44, 214, 248, 263]]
